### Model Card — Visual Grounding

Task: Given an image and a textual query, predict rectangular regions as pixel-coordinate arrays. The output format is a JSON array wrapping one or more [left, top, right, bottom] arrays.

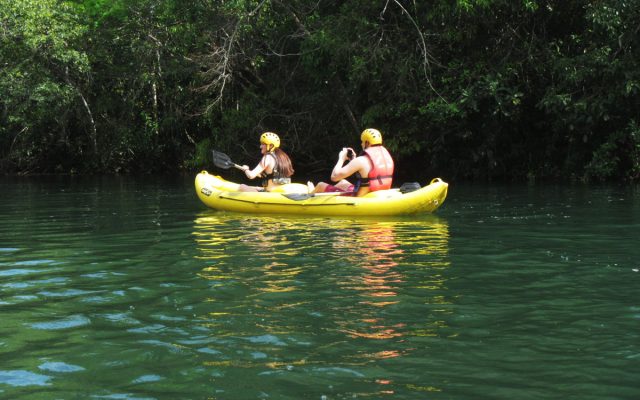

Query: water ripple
[[0, 370, 52, 386], [29, 315, 91, 330], [244, 334, 287, 346], [0, 268, 45, 277], [131, 374, 163, 383], [38, 361, 85, 373]]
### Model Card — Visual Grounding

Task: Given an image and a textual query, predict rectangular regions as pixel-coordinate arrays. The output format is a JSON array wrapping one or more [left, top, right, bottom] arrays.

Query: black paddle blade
[[212, 150, 234, 169]]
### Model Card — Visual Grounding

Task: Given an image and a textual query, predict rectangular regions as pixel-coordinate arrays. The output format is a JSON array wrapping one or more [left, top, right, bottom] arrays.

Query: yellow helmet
[[361, 128, 383, 145], [260, 132, 280, 150]]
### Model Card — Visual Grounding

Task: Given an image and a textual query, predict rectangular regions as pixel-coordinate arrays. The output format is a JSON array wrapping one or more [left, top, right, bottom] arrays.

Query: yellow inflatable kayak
[[194, 171, 448, 216]]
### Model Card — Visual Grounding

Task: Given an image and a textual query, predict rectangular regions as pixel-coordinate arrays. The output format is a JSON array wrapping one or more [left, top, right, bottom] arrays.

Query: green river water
[[1, 176, 639, 399]]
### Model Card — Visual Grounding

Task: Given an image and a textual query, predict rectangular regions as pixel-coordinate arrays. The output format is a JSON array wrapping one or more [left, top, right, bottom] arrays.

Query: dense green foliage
[[1, 0, 639, 181]]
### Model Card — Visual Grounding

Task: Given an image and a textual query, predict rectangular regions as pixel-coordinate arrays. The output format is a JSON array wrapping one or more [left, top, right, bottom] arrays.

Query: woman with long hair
[[239, 132, 294, 192]]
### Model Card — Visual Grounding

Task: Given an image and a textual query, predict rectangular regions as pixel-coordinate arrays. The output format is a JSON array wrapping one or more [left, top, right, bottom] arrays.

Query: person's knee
[[239, 184, 257, 192], [336, 181, 351, 191], [315, 182, 329, 192]]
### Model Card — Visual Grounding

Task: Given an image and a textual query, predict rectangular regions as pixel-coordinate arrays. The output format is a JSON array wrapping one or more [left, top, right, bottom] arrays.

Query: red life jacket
[[362, 145, 394, 192]]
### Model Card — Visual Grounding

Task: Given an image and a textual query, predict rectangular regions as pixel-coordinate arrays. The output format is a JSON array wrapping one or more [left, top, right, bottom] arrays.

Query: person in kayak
[[239, 132, 294, 192], [309, 128, 394, 196]]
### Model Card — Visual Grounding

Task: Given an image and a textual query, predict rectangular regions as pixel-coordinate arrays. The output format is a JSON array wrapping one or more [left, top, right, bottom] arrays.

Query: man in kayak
[[239, 132, 295, 192], [309, 128, 394, 197]]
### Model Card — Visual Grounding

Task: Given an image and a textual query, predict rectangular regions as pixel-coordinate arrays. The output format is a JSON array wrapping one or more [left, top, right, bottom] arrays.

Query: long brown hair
[[273, 148, 294, 177]]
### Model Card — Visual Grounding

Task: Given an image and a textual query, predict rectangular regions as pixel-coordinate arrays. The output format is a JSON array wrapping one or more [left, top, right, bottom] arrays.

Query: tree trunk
[[78, 90, 98, 154]]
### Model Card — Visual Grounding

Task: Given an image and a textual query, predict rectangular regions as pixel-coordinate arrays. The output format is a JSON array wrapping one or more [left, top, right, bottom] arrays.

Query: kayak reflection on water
[[334, 219, 451, 345], [191, 213, 451, 396]]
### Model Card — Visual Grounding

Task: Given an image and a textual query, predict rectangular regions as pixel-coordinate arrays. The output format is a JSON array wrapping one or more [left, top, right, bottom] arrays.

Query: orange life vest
[[362, 145, 394, 192]]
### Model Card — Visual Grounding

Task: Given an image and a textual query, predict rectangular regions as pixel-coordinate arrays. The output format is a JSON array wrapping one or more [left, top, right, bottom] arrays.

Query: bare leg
[[334, 180, 353, 191], [238, 184, 261, 192], [313, 182, 330, 193]]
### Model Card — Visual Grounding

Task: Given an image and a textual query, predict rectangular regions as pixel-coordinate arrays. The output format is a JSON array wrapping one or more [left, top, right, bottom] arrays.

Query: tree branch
[[388, 0, 447, 103]]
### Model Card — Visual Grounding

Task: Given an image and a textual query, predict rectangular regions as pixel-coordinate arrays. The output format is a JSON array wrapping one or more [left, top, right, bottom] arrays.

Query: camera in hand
[[346, 149, 355, 160]]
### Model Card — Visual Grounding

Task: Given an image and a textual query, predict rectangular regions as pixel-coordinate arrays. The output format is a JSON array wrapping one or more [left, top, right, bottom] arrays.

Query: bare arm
[[242, 155, 274, 180], [331, 148, 365, 182]]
